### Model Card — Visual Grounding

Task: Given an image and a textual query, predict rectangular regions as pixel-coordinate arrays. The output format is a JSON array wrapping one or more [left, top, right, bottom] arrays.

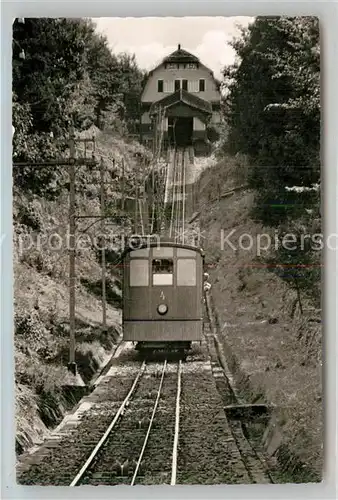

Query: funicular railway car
[[122, 240, 205, 355]]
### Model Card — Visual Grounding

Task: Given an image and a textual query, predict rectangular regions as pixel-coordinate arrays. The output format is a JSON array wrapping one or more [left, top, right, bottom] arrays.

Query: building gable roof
[[148, 44, 214, 76], [163, 45, 200, 64], [141, 44, 222, 103]]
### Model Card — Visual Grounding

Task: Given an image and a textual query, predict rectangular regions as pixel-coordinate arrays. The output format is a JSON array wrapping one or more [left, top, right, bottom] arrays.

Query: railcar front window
[[152, 259, 173, 285], [130, 259, 149, 287], [177, 259, 196, 286]]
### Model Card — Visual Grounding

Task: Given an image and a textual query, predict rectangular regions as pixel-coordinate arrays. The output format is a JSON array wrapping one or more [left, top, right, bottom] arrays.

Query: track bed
[[17, 310, 273, 486]]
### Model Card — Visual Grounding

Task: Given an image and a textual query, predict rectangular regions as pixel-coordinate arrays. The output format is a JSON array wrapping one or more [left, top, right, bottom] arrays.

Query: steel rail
[[176, 149, 184, 241], [170, 360, 182, 485], [164, 147, 172, 205], [169, 151, 177, 238], [182, 151, 186, 244], [69, 360, 146, 487], [175, 150, 181, 240], [175, 149, 180, 240], [179, 149, 183, 239], [131, 359, 168, 485]]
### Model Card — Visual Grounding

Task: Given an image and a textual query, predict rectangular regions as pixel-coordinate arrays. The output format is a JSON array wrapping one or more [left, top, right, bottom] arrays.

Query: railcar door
[[175, 247, 202, 320], [149, 246, 202, 321], [149, 246, 176, 319], [123, 248, 151, 320]]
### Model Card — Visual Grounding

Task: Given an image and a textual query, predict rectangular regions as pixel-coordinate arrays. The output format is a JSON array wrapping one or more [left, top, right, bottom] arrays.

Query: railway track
[[17, 335, 273, 486], [16, 153, 275, 487], [70, 358, 182, 486]]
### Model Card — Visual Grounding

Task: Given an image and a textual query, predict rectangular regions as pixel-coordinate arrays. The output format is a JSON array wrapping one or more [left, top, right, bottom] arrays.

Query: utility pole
[[100, 157, 107, 332], [134, 184, 139, 233], [67, 132, 98, 374], [121, 158, 126, 244], [121, 158, 125, 212], [182, 150, 186, 245], [68, 131, 77, 375], [139, 196, 145, 236], [14, 131, 98, 377]]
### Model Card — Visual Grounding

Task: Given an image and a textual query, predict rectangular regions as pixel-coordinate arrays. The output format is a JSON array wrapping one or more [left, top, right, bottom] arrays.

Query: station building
[[140, 45, 222, 155]]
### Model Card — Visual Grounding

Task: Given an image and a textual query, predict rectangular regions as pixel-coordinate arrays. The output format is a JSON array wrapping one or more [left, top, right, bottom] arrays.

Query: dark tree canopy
[[12, 18, 145, 163], [222, 16, 320, 225], [221, 17, 321, 302]]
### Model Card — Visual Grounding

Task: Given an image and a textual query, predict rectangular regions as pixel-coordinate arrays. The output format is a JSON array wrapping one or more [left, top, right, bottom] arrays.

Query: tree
[[13, 18, 97, 138], [222, 17, 321, 302], [223, 16, 320, 225], [85, 37, 145, 131], [12, 18, 145, 195], [13, 18, 145, 145]]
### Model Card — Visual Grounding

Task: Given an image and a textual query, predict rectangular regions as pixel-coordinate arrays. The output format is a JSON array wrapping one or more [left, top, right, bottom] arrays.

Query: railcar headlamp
[[157, 304, 168, 315]]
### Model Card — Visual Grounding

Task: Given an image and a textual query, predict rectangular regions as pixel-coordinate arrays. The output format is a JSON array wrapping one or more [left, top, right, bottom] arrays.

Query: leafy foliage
[[13, 19, 95, 136], [12, 18, 145, 194], [222, 17, 321, 302], [223, 16, 320, 225]]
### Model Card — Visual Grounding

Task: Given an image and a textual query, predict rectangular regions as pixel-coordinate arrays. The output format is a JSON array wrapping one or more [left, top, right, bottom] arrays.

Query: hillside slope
[[196, 156, 322, 481], [14, 129, 150, 454]]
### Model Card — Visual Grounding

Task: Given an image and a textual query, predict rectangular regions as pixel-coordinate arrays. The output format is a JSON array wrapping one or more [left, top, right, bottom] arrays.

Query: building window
[[158, 80, 163, 92], [164, 80, 174, 93], [167, 63, 178, 69], [182, 79, 188, 91], [175, 79, 181, 91], [199, 79, 205, 92], [188, 80, 199, 93], [152, 259, 173, 286]]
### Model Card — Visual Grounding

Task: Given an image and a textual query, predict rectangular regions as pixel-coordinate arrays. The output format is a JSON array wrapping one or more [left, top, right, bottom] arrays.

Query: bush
[[17, 199, 44, 231]]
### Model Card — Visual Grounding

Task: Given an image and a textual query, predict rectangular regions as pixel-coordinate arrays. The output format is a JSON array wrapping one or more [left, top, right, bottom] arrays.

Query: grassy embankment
[[196, 155, 322, 482]]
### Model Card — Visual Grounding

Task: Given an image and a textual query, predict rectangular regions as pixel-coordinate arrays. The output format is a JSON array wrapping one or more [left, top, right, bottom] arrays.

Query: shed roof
[[149, 89, 212, 116]]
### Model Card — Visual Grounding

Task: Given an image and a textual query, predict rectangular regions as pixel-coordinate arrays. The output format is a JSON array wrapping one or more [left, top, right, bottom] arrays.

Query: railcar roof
[[122, 240, 204, 258]]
